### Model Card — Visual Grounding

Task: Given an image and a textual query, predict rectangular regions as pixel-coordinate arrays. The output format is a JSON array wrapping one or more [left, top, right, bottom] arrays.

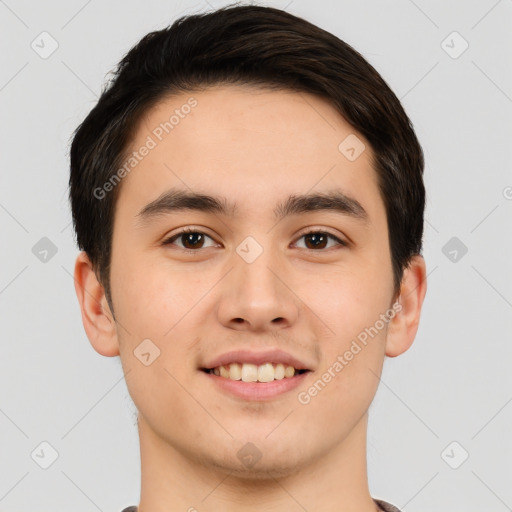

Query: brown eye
[[295, 231, 347, 250], [162, 228, 216, 251]]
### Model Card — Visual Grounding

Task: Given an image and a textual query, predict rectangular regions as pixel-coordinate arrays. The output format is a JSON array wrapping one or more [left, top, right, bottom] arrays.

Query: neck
[[136, 412, 379, 512]]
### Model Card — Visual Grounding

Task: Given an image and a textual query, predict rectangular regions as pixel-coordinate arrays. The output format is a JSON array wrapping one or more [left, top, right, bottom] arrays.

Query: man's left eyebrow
[[135, 187, 370, 225]]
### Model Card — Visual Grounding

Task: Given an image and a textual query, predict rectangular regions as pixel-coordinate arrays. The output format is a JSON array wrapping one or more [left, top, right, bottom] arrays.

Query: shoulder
[[374, 498, 403, 512]]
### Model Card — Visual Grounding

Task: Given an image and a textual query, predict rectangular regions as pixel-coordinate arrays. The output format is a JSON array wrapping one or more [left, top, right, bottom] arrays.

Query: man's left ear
[[385, 254, 427, 357]]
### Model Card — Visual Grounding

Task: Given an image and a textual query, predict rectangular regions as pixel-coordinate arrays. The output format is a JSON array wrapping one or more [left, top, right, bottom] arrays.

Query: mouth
[[200, 362, 312, 401], [200, 349, 314, 400], [201, 362, 311, 382]]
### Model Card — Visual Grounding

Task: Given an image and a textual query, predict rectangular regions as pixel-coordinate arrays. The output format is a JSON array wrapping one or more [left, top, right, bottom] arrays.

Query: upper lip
[[202, 349, 313, 371]]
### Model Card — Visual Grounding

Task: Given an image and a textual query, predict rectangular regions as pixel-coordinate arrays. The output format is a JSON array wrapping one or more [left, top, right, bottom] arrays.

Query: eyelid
[[292, 229, 349, 250], [294, 226, 348, 244], [162, 226, 349, 251], [162, 226, 218, 248]]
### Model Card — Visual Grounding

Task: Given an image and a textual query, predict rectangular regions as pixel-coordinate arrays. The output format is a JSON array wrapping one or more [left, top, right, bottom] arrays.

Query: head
[[70, 4, 426, 480]]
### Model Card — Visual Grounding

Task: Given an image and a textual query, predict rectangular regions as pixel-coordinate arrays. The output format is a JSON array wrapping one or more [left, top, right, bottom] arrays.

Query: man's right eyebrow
[[135, 187, 370, 226]]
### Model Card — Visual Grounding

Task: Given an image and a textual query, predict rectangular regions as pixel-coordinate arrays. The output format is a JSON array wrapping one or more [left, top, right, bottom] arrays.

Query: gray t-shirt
[[121, 498, 402, 511]]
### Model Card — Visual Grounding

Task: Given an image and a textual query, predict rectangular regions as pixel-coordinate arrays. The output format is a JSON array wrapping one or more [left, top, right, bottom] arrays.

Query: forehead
[[116, 84, 384, 224]]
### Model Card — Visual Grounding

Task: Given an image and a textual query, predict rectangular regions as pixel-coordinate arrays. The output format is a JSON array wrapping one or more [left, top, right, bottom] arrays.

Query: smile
[[201, 364, 311, 401], [202, 362, 309, 382]]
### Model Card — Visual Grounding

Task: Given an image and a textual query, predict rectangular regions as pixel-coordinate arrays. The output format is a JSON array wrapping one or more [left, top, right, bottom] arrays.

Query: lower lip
[[201, 370, 310, 401]]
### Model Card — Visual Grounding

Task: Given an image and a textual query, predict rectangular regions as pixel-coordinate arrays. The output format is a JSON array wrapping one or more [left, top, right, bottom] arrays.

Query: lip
[[201, 349, 313, 371], [201, 369, 310, 401]]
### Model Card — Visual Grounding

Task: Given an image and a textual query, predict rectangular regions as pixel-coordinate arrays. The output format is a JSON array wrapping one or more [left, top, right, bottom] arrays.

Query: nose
[[216, 244, 300, 332]]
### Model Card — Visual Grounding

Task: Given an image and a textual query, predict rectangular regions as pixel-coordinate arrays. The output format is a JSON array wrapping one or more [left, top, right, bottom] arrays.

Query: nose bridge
[[217, 234, 298, 329], [234, 234, 283, 300]]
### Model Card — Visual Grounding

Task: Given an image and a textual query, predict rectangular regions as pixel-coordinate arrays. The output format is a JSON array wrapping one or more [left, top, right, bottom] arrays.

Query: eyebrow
[[136, 187, 370, 225]]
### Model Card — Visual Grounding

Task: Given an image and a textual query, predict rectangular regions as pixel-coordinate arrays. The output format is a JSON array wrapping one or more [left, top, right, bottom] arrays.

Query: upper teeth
[[212, 363, 298, 382]]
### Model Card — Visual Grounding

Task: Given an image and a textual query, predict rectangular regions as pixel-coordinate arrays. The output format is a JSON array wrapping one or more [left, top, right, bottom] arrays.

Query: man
[[70, 5, 427, 511]]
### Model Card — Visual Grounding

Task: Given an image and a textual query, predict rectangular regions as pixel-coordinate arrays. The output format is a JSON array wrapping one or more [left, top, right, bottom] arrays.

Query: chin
[[197, 438, 310, 481], [214, 455, 306, 481]]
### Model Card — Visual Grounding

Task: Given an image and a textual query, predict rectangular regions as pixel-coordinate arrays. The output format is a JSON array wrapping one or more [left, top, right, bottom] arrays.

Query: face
[[108, 85, 396, 477]]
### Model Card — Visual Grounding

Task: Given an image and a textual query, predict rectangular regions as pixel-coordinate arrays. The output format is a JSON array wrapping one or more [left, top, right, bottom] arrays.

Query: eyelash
[[161, 227, 348, 254]]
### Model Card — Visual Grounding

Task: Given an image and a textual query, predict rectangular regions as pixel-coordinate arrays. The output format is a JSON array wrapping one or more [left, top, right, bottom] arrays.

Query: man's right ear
[[73, 252, 120, 357]]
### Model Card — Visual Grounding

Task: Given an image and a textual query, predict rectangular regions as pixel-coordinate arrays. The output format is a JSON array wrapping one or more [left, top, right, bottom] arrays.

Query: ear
[[385, 254, 427, 358], [73, 251, 120, 357]]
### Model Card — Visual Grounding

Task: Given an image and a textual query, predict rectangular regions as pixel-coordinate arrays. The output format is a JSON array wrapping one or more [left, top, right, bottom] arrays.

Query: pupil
[[184, 232, 203, 249], [307, 233, 326, 249]]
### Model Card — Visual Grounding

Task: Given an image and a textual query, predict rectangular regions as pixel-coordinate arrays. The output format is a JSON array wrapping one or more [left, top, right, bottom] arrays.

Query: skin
[[74, 85, 427, 512]]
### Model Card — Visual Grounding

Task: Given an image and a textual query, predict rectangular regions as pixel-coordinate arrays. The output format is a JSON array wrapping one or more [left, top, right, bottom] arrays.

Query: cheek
[[306, 264, 390, 406], [305, 298, 388, 424], [313, 263, 392, 338], [306, 350, 382, 433], [111, 253, 203, 337], [112, 259, 206, 393], [113, 266, 200, 416]]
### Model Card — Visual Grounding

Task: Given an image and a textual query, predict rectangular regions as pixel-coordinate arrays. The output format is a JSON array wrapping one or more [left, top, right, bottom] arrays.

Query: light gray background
[[1, 0, 511, 510]]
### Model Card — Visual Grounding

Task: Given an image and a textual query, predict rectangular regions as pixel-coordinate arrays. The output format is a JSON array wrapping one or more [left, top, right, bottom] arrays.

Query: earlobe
[[73, 252, 120, 357], [385, 255, 427, 358]]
